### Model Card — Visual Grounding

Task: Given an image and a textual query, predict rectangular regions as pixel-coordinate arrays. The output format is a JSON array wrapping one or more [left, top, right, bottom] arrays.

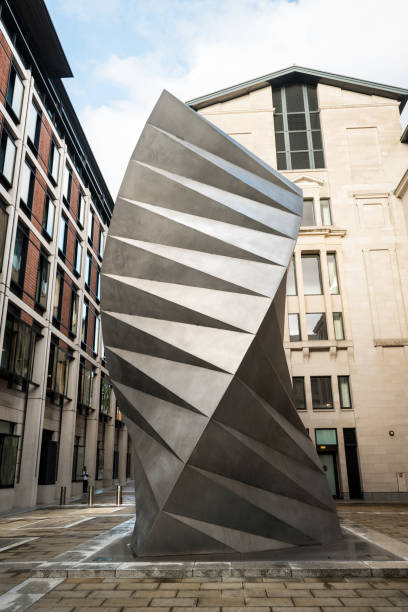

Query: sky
[[45, 0, 408, 199]]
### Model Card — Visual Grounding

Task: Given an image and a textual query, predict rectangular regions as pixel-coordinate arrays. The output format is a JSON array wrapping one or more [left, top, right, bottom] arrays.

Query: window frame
[[301, 253, 323, 295], [292, 376, 306, 410], [333, 311, 345, 340], [311, 376, 334, 410], [288, 312, 301, 342], [306, 312, 328, 341], [26, 102, 42, 153], [338, 375, 352, 409], [0, 124, 17, 188], [5, 64, 24, 123]]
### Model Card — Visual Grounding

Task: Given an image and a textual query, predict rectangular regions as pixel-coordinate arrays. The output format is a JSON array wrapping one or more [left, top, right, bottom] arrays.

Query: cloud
[[77, 0, 408, 197]]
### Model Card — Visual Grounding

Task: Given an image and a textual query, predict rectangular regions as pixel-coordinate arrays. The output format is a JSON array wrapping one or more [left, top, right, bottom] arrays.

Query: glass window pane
[[313, 150, 324, 168], [288, 313, 300, 341], [94, 317, 99, 354], [11, 71, 24, 119], [70, 291, 78, 334], [311, 378, 333, 410], [20, 162, 32, 205], [339, 376, 352, 409], [291, 151, 310, 170], [285, 84, 304, 112], [11, 227, 25, 286], [302, 254, 322, 294], [75, 241, 82, 274], [272, 88, 282, 113], [274, 114, 283, 132], [286, 256, 297, 295], [51, 143, 59, 181], [276, 153, 287, 170], [301, 199, 315, 226], [0, 206, 8, 273], [63, 166, 71, 201], [315, 428, 337, 445], [287, 113, 306, 131], [44, 197, 55, 236], [320, 198, 332, 225], [53, 273, 62, 320], [312, 131, 323, 149], [3, 136, 16, 183], [306, 313, 327, 340], [327, 253, 339, 294], [333, 312, 344, 340], [88, 209, 94, 240], [27, 104, 38, 144], [275, 132, 285, 151], [310, 112, 321, 129], [293, 377, 306, 410], [289, 131, 308, 151], [58, 218, 66, 253], [307, 85, 318, 111], [0, 435, 18, 486], [78, 193, 85, 226]]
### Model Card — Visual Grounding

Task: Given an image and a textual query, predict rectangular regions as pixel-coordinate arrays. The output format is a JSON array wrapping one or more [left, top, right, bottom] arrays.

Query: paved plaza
[[0, 490, 408, 611]]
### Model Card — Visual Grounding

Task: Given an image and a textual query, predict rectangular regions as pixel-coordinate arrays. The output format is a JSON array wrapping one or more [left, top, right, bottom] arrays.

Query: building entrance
[[319, 452, 339, 497], [315, 428, 340, 498]]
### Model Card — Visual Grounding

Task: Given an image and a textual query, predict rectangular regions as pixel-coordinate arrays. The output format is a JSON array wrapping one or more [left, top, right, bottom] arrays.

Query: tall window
[[338, 376, 352, 409], [48, 141, 60, 184], [74, 238, 82, 276], [100, 378, 112, 415], [11, 225, 28, 293], [42, 194, 55, 238], [47, 340, 70, 399], [1, 311, 39, 384], [0, 126, 17, 187], [333, 312, 345, 340], [306, 313, 328, 340], [6, 65, 24, 121], [0, 420, 18, 488], [288, 313, 300, 341], [320, 198, 332, 225], [292, 377, 306, 410], [53, 269, 64, 323], [81, 301, 88, 344], [0, 204, 8, 273], [273, 83, 324, 170], [78, 362, 94, 409], [77, 192, 85, 227], [94, 316, 100, 355], [286, 256, 297, 295], [69, 289, 79, 336], [35, 250, 49, 310], [87, 208, 94, 243], [301, 254, 322, 295], [62, 165, 72, 205], [20, 161, 35, 212], [58, 216, 68, 255], [302, 199, 315, 226], [98, 229, 104, 259], [327, 253, 339, 294], [72, 435, 85, 482], [96, 268, 101, 301], [27, 102, 41, 151], [311, 376, 333, 410], [85, 252, 92, 288]]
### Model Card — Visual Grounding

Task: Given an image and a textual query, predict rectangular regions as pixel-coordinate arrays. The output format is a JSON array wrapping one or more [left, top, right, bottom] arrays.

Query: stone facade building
[[0, 0, 132, 512], [188, 67, 408, 500]]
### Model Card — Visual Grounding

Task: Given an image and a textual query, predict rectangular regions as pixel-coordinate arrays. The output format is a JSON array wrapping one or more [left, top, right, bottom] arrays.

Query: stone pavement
[[0, 498, 407, 610]]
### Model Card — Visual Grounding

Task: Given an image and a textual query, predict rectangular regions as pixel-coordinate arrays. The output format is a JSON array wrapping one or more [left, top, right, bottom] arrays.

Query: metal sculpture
[[101, 90, 341, 556]]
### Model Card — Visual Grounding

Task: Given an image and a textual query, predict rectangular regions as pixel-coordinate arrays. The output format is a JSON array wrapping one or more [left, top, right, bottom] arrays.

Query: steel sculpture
[[101, 91, 341, 556]]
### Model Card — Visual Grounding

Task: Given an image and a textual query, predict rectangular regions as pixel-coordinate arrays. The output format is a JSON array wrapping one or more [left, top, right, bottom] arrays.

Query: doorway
[[318, 452, 339, 497]]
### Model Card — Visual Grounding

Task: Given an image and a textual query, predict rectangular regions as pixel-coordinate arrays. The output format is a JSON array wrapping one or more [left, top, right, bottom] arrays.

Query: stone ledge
[[31, 560, 408, 579]]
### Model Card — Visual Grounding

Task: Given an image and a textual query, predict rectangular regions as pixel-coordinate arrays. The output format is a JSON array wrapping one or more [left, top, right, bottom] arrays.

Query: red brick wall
[[30, 174, 47, 234], [22, 232, 41, 310], [0, 32, 11, 106], [38, 114, 52, 175]]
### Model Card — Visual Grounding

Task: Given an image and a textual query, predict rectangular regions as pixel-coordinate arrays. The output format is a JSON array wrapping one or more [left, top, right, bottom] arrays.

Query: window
[[333, 312, 345, 340], [72, 435, 85, 482], [47, 340, 70, 398], [302, 199, 315, 226], [100, 378, 112, 415], [338, 376, 352, 409], [78, 362, 94, 409], [48, 141, 60, 183], [1, 311, 39, 384], [288, 313, 300, 341], [6, 65, 24, 121], [27, 102, 41, 151], [311, 376, 333, 409], [0, 427, 18, 488], [62, 165, 72, 205], [302, 254, 322, 295], [292, 377, 306, 410], [0, 126, 17, 186], [0, 204, 8, 272], [35, 250, 49, 310], [42, 194, 55, 238], [320, 198, 332, 225], [77, 192, 85, 227], [85, 252, 92, 288], [96, 268, 101, 301], [87, 209, 94, 243], [98, 229, 104, 258], [58, 216, 68, 255], [53, 269, 64, 322], [286, 256, 297, 296], [315, 428, 337, 445], [273, 83, 324, 170], [11, 225, 28, 292], [20, 161, 35, 211], [69, 289, 79, 336], [93, 316, 100, 355], [327, 253, 339, 294], [74, 238, 82, 276], [306, 313, 328, 340], [81, 301, 88, 344]]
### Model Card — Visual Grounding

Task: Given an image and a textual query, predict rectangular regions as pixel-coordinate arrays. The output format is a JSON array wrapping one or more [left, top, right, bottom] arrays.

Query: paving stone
[[45, 598, 105, 607], [223, 608, 270, 612], [89, 589, 133, 598], [266, 590, 311, 597], [201, 582, 242, 589], [120, 609, 170, 612], [322, 608, 373, 612], [273, 608, 320, 612], [293, 597, 343, 606], [245, 597, 293, 606], [387, 597, 408, 606], [172, 608, 220, 612], [150, 598, 197, 606], [341, 598, 393, 606], [100, 599, 150, 606], [75, 582, 119, 590], [356, 588, 403, 596], [312, 589, 359, 597]]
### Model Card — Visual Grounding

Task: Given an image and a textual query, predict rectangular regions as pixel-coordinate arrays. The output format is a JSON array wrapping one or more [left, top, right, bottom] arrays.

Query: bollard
[[59, 486, 66, 505], [87, 484, 94, 506], [116, 484, 122, 506]]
